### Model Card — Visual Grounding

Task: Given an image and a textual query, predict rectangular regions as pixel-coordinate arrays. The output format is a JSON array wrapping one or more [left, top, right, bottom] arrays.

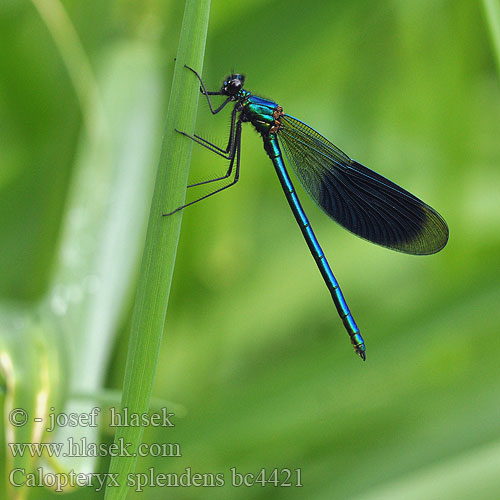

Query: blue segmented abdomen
[[264, 134, 366, 360]]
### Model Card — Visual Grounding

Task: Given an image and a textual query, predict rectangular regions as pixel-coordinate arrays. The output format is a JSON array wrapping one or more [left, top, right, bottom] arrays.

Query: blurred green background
[[1, 0, 500, 498]]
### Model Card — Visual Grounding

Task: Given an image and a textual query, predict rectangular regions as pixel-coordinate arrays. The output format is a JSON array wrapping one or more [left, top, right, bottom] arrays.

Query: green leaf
[[483, 0, 500, 78], [104, 1, 211, 498]]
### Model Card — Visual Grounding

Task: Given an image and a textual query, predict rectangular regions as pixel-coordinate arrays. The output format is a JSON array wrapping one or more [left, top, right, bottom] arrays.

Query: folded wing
[[278, 114, 448, 255]]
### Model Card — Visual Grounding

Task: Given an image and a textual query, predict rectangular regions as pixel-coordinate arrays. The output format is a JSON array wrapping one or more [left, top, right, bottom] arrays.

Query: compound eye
[[232, 79, 242, 91]]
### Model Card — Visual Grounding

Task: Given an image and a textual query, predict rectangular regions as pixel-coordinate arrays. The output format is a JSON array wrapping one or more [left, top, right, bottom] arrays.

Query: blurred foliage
[[1, 0, 500, 499]]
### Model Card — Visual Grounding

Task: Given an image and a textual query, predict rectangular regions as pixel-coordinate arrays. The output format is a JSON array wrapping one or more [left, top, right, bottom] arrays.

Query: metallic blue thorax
[[241, 94, 279, 136]]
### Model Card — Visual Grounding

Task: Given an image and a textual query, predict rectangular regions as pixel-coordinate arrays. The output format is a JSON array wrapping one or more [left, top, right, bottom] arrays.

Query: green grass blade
[[42, 40, 163, 479], [104, 1, 211, 498], [482, 0, 500, 77]]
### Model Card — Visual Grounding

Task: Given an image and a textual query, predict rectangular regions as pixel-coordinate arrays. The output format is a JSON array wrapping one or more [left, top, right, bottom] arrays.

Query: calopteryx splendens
[[164, 65, 449, 361]]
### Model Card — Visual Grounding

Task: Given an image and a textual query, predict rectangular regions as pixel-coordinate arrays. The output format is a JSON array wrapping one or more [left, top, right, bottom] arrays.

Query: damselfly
[[164, 66, 449, 360]]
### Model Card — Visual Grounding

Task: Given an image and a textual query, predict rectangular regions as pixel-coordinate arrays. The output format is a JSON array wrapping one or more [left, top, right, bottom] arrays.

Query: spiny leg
[[176, 106, 240, 187], [163, 121, 242, 216], [176, 130, 232, 159], [176, 131, 236, 187], [184, 65, 232, 115], [177, 103, 238, 160], [192, 102, 237, 155]]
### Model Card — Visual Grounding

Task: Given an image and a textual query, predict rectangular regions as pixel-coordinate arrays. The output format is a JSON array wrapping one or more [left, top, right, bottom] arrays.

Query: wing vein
[[277, 114, 448, 254]]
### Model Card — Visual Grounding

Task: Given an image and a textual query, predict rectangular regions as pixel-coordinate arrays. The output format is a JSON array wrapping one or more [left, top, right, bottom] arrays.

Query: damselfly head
[[221, 74, 245, 96]]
